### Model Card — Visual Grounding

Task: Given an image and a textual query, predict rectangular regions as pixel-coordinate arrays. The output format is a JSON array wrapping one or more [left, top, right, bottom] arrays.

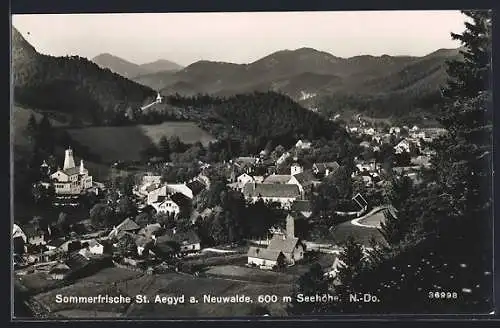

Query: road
[[331, 205, 389, 246]]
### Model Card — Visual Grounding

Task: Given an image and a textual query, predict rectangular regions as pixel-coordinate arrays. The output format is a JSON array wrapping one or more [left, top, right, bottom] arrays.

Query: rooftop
[[243, 183, 300, 199]]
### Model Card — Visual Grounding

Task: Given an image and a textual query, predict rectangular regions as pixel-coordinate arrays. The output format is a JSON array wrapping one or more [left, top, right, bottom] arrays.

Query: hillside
[[12, 27, 157, 124], [92, 53, 147, 78], [93, 54, 183, 80], [130, 47, 461, 119], [166, 91, 350, 149]]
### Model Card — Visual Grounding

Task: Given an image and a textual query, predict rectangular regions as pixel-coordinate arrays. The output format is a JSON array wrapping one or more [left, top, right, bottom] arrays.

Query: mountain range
[[12, 27, 157, 124], [130, 47, 461, 117], [92, 53, 183, 79]]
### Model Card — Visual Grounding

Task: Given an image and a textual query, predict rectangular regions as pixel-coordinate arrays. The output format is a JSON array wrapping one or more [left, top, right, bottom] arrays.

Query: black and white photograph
[[11, 10, 493, 319]]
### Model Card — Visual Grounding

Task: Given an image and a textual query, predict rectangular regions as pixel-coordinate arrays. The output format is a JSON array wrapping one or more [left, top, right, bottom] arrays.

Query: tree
[[135, 212, 152, 227], [116, 233, 137, 257], [57, 212, 69, 234], [158, 136, 171, 161], [90, 203, 114, 227], [24, 113, 38, 145], [334, 237, 366, 312], [289, 263, 329, 314], [330, 165, 352, 200], [116, 196, 137, 219], [444, 10, 492, 99]]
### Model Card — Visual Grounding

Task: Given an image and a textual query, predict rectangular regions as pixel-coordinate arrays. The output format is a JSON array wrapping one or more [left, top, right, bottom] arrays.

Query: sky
[[12, 11, 466, 66]]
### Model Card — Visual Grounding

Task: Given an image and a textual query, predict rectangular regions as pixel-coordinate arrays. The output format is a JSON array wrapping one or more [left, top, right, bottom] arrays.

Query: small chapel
[[48, 148, 93, 195]]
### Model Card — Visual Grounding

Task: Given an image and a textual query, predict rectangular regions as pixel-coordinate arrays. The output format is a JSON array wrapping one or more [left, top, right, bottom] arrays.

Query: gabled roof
[[247, 246, 283, 261], [139, 223, 162, 237], [49, 262, 71, 274], [291, 200, 312, 213], [186, 180, 206, 196], [116, 218, 140, 232], [263, 175, 292, 184], [161, 229, 201, 245], [243, 183, 300, 199], [313, 162, 340, 173], [267, 234, 301, 254], [290, 171, 316, 186]]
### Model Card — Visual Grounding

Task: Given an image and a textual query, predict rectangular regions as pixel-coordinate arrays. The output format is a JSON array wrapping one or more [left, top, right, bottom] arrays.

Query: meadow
[[66, 122, 216, 163]]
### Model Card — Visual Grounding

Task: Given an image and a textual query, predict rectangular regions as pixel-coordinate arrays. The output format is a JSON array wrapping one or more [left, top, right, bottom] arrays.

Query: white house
[[49, 148, 93, 195], [312, 162, 340, 177], [13, 224, 27, 243], [290, 162, 304, 176], [287, 171, 318, 197], [276, 152, 291, 166], [389, 127, 401, 134], [324, 257, 345, 279], [394, 139, 411, 154], [151, 197, 181, 216], [364, 128, 375, 136], [295, 139, 312, 150], [236, 173, 254, 190], [84, 239, 104, 255]]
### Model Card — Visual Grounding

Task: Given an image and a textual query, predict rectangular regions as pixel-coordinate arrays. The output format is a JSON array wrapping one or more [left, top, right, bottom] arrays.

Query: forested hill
[[12, 27, 157, 125], [167, 91, 350, 149]]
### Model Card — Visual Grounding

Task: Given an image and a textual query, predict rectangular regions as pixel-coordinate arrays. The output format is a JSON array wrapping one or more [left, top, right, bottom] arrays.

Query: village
[[13, 117, 445, 317]]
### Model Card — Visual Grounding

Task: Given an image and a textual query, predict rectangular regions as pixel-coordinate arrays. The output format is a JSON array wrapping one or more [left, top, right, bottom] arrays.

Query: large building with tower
[[48, 148, 93, 195]]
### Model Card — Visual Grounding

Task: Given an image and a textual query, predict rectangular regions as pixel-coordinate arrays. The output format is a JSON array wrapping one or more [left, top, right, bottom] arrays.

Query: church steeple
[[63, 148, 76, 170], [79, 159, 85, 174]]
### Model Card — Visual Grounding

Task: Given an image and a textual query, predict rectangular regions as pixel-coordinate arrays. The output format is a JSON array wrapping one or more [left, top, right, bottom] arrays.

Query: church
[[48, 148, 93, 195]]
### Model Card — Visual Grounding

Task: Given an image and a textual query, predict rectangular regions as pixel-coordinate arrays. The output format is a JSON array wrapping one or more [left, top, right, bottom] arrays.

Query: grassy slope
[[66, 122, 216, 163]]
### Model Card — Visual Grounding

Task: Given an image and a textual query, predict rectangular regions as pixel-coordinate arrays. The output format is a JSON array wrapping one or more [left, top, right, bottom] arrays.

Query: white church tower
[[63, 148, 76, 170]]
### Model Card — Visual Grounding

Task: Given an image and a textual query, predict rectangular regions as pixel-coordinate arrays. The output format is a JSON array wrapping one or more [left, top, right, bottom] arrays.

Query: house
[[233, 157, 258, 173], [411, 155, 431, 168], [236, 173, 254, 190], [81, 239, 104, 255], [364, 128, 375, 136], [410, 125, 419, 132], [108, 218, 141, 239], [287, 171, 318, 197], [263, 174, 292, 184], [139, 223, 163, 238], [162, 229, 201, 253], [295, 140, 312, 150], [394, 139, 411, 154], [13, 224, 27, 243], [49, 262, 71, 280], [49, 148, 93, 195], [290, 200, 313, 218], [135, 235, 155, 256], [46, 238, 66, 251], [276, 152, 291, 166], [150, 196, 181, 217], [247, 247, 286, 269], [372, 136, 382, 144], [247, 214, 304, 268], [166, 184, 193, 199], [186, 179, 207, 197], [312, 162, 340, 177], [243, 183, 300, 209], [142, 174, 162, 187], [389, 127, 401, 134], [290, 162, 304, 176], [324, 257, 345, 280]]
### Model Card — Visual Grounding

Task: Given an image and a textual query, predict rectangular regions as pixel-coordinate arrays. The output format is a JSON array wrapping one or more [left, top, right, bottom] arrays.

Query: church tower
[[79, 159, 86, 174], [286, 214, 295, 239], [63, 148, 76, 170]]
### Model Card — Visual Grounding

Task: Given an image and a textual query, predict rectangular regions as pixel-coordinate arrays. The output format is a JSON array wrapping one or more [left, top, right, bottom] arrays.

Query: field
[[66, 122, 216, 162], [357, 209, 386, 227]]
